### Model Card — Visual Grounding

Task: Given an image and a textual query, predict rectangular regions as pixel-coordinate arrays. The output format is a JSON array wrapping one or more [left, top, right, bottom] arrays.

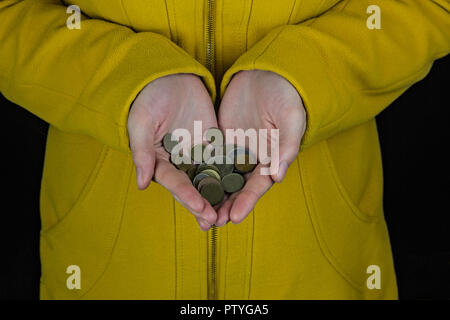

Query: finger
[[195, 216, 212, 231], [216, 193, 238, 227], [154, 158, 217, 225], [272, 109, 305, 183], [229, 163, 274, 224], [128, 117, 156, 190]]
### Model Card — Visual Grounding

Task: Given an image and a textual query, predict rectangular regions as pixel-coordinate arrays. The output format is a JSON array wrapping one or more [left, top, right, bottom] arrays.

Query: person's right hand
[[128, 73, 218, 230]]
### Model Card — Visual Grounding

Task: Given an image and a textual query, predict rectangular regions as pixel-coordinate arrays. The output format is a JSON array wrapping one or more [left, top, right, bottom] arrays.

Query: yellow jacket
[[1, 0, 449, 300]]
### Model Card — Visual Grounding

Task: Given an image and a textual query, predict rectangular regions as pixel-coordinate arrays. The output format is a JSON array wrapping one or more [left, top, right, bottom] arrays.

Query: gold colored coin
[[207, 155, 234, 177], [199, 178, 224, 206], [193, 173, 209, 188], [201, 169, 221, 182], [234, 153, 256, 173], [196, 163, 220, 175], [197, 176, 220, 192]]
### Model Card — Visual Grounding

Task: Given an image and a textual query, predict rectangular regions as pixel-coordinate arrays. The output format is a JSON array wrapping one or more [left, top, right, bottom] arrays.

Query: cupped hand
[[128, 73, 218, 230], [217, 70, 307, 226]]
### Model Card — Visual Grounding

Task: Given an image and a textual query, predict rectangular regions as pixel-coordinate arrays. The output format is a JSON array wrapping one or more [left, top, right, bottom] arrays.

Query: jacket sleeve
[[0, 0, 216, 153], [221, 0, 450, 149]]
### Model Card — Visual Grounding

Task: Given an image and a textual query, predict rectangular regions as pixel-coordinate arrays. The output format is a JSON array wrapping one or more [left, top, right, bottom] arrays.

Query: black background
[[0, 55, 449, 300]]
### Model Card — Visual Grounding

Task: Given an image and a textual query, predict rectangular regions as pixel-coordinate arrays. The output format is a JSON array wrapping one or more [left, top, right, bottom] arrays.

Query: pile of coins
[[163, 128, 256, 206]]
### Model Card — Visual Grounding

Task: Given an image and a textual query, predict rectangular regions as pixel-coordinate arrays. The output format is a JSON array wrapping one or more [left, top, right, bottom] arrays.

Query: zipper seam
[[206, 0, 217, 301]]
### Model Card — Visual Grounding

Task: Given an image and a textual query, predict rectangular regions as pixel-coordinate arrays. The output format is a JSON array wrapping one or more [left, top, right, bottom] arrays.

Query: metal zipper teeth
[[206, 0, 217, 301], [208, 225, 218, 300], [205, 0, 216, 75]]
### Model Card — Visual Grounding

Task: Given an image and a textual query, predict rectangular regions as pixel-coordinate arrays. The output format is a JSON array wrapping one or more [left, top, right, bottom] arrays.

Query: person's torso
[[64, 0, 341, 80], [40, 0, 398, 300]]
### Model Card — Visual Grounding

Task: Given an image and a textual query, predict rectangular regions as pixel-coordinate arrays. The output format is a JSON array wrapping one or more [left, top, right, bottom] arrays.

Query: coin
[[234, 153, 257, 173], [163, 133, 179, 154], [176, 162, 195, 172], [193, 173, 209, 188], [197, 176, 219, 191], [196, 163, 220, 175], [191, 144, 206, 163], [199, 179, 225, 206], [164, 130, 258, 204], [206, 155, 234, 177], [201, 169, 221, 182], [221, 173, 245, 193], [171, 154, 192, 172], [186, 165, 198, 181]]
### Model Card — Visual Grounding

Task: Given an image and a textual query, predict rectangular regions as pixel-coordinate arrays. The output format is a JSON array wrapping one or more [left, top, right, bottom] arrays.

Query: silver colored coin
[[201, 169, 221, 182], [196, 163, 220, 175], [193, 173, 209, 189]]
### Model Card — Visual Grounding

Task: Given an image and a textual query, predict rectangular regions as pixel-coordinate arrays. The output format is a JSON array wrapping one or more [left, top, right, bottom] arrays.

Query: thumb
[[271, 110, 305, 183], [128, 118, 156, 190]]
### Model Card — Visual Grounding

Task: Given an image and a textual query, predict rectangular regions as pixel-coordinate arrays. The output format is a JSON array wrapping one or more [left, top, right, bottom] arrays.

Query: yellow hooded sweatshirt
[[0, 0, 449, 300]]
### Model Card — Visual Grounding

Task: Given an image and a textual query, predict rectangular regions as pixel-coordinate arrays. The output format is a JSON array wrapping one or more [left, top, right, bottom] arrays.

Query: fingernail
[[173, 194, 181, 203], [218, 219, 229, 227], [136, 167, 142, 187], [199, 218, 212, 227], [277, 161, 288, 182]]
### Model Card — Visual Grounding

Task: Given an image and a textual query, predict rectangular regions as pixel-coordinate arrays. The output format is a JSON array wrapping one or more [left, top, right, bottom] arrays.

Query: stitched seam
[[247, 209, 255, 299], [11, 81, 127, 127], [199, 221, 203, 298], [223, 225, 229, 299], [243, 219, 248, 298], [7, 0, 41, 93], [164, 0, 174, 40], [79, 157, 133, 299], [173, 197, 178, 299], [252, 27, 286, 68], [287, 0, 297, 24], [41, 146, 109, 235], [322, 142, 381, 224], [171, 0, 179, 45], [178, 202, 184, 299], [119, 0, 132, 27], [296, 156, 363, 293], [245, 0, 254, 51], [360, 60, 444, 94], [220, 0, 224, 83]]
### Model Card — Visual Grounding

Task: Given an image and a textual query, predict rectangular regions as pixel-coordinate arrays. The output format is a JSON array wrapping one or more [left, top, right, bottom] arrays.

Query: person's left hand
[[216, 70, 307, 226]]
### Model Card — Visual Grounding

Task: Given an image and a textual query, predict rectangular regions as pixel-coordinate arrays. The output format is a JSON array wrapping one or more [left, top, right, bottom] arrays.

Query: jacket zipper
[[206, 0, 217, 301], [208, 225, 218, 300], [205, 0, 216, 76]]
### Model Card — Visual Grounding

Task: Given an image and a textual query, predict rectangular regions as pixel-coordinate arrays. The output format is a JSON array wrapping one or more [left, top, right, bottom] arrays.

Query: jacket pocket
[[40, 139, 132, 299], [299, 139, 389, 294]]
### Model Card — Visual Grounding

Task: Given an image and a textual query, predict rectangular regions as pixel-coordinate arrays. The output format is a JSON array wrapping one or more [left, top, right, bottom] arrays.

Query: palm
[[217, 70, 306, 226], [128, 74, 218, 230]]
